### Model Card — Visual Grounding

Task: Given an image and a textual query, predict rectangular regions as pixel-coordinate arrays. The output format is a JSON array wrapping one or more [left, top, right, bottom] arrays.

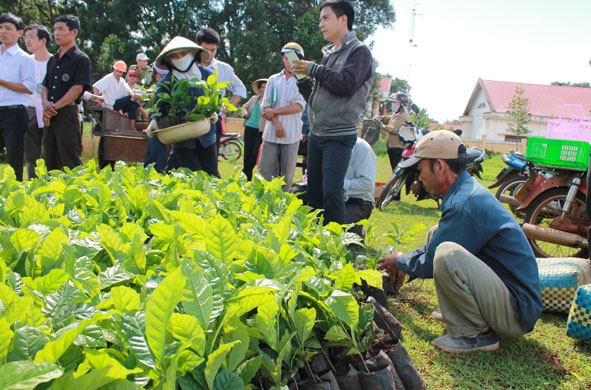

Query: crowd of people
[[0, 0, 543, 354]]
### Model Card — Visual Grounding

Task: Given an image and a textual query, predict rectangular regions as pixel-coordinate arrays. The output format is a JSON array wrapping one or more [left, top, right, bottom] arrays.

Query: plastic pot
[[387, 341, 426, 390]]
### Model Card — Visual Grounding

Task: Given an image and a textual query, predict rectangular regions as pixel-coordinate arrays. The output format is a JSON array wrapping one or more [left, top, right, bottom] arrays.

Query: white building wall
[[461, 89, 489, 140], [462, 88, 550, 142]]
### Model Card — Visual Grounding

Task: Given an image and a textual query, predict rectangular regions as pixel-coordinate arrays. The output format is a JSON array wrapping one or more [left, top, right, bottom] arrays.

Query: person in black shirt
[[42, 14, 91, 170]]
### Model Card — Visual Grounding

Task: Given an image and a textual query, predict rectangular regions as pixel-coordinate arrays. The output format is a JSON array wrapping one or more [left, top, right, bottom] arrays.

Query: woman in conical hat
[[144, 36, 220, 177]]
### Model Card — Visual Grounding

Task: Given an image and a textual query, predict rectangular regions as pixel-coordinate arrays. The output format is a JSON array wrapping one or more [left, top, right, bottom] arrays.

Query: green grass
[[359, 149, 591, 390], [8, 133, 591, 389]]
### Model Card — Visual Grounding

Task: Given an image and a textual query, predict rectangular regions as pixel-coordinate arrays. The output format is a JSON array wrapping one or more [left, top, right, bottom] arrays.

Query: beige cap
[[398, 130, 464, 168], [154, 36, 209, 69]]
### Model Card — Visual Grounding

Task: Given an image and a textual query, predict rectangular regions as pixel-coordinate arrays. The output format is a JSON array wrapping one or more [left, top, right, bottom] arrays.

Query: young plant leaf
[[120, 312, 156, 369], [180, 261, 212, 330], [0, 361, 63, 389], [145, 267, 185, 367], [0, 317, 13, 361], [204, 341, 240, 390], [34, 321, 89, 363]]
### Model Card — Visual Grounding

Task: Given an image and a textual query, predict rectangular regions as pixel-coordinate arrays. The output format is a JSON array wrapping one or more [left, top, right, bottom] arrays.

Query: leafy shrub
[[0, 161, 382, 389]]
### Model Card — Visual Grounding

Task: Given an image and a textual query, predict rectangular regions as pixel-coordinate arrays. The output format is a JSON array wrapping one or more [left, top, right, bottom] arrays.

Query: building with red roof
[[460, 79, 591, 143]]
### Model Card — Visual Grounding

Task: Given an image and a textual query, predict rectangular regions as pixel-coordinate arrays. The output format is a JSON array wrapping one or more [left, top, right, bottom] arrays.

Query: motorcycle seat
[[465, 147, 485, 166]]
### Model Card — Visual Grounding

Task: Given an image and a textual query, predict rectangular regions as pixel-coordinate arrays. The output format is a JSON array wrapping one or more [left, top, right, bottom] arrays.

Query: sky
[[367, 0, 591, 123]]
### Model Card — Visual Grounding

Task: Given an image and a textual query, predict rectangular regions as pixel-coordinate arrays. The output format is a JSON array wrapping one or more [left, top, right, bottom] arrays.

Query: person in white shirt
[[0, 13, 35, 181], [343, 137, 376, 237], [92, 60, 143, 130], [24, 23, 51, 179], [257, 42, 306, 191], [291, 137, 376, 237], [195, 28, 247, 146]]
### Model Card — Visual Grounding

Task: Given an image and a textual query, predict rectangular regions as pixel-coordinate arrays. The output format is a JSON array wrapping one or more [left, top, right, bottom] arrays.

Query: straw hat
[[154, 36, 209, 69], [252, 78, 268, 96]]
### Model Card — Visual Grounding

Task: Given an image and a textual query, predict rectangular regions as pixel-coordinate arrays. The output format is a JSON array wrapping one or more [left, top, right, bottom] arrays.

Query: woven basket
[[566, 284, 591, 342], [537, 258, 591, 313]]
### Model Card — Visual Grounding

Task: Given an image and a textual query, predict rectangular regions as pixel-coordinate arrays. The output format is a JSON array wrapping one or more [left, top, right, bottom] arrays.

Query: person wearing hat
[[377, 130, 542, 353], [126, 69, 139, 88], [129, 52, 153, 87], [124, 69, 149, 120], [373, 92, 411, 172], [241, 78, 267, 181], [144, 36, 219, 176], [92, 60, 144, 130], [289, 1, 374, 226], [257, 42, 307, 191], [151, 62, 169, 83]]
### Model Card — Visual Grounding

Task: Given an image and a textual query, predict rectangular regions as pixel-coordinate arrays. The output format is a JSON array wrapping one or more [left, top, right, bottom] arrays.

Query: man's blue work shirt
[[397, 171, 543, 333]]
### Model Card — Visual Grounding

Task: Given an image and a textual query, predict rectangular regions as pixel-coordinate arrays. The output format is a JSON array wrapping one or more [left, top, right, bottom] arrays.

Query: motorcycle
[[516, 167, 589, 258], [488, 150, 531, 218], [218, 133, 243, 161], [376, 124, 486, 210]]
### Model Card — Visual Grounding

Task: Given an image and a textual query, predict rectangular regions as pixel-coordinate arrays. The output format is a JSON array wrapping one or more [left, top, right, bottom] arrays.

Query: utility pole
[[407, 2, 420, 84]]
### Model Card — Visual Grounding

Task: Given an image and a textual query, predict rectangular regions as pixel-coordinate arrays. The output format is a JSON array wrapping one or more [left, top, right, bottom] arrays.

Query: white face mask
[[170, 53, 194, 72]]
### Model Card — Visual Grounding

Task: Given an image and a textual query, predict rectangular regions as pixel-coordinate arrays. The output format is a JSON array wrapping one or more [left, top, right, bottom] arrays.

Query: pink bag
[[546, 104, 591, 142]]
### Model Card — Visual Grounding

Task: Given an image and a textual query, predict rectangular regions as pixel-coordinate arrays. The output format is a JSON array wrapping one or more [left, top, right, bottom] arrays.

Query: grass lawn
[[5, 129, 591, 389]]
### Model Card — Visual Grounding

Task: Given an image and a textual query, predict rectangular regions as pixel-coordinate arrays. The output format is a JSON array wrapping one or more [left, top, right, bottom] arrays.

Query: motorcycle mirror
[[411, 103, 420, 114]]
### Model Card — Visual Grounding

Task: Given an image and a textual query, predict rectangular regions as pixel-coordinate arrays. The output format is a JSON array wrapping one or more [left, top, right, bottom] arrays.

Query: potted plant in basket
[[146, 35, 236, 144], [153, 68, 237, 144]]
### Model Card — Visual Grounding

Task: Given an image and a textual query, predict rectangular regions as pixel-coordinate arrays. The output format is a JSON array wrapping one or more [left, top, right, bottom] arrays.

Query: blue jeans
[[307, 132, 356, 225], [113, 96, 139, 120]]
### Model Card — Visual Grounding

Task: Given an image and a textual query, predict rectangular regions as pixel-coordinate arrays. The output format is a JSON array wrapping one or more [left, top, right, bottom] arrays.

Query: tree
[[505, 86, 531, 137], [206, 0, 395, 96], [5, 0, 395, 94], [410, 107, 433, 129], [389, 77, 411, 95], [551, 81, 591, 88]]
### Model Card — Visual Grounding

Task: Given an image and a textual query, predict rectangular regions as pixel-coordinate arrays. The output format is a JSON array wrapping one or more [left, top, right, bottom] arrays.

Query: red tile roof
[[463, 79, 591, 119], [378, 77, 392, 92]]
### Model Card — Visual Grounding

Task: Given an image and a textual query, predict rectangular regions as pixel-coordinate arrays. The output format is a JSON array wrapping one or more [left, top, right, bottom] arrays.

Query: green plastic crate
[[525, 137, 590, 171]]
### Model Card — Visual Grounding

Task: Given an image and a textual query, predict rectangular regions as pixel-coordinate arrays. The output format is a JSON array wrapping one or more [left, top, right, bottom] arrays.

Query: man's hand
[[275, 125, 285, 138], [263, 107, 275, 121], [378, 250, 406, 294], [291, 59, 310, 75]]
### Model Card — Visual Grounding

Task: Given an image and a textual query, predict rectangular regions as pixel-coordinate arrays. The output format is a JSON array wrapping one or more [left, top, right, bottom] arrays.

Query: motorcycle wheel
[[523, 188, 588, 258], [360, 120, 380, 146], [219, 140, 242, 161], [376, 172, 405, 210], [495, 175, 527, 220]]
